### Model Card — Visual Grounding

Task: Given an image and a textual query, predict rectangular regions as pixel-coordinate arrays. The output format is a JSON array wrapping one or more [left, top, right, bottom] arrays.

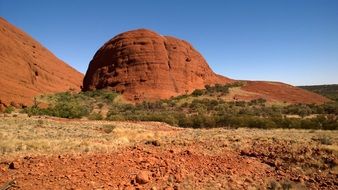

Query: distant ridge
[[298, 84, 338, 101]]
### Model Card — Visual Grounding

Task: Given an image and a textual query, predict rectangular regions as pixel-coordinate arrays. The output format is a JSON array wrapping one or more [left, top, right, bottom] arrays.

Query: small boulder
[[135, 171, 151, 184], [145, 140, 161, 147], [8, 161, 19, 169]]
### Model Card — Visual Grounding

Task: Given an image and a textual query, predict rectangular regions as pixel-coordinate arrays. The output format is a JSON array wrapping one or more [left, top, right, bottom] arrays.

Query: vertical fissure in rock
[[163, 41, 172, 70], [164, 39, 178, 92]]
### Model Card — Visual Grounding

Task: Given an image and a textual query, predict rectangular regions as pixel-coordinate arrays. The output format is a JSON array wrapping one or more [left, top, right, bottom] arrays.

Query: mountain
[[0, 17, 83, 107], [83, 29, 232, 101], [298, 84, 338, 102], [83, 29, 329, 104]]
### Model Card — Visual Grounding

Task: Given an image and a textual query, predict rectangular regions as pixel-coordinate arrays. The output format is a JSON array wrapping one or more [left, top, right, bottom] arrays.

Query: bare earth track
[[0, 115, 337, 189]]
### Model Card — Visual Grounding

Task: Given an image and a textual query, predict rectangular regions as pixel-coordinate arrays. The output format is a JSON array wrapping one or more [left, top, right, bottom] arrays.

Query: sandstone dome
[[83, 29, 232, 101], [0, 17, 83, 107]]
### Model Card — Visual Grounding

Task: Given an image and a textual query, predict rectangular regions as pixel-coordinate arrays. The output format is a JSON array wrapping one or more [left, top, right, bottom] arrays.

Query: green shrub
[[192, 89, 204, 96], [88, 112, 103, 120], [322, 102, 338, 114], [103, 93, 118, 102], [249, 98, 266, 105], [235, 101, 246, 107], [106, 114, 126, 121], [178, 114, 216, 128], [283, 104, 313, 117], [50, 102, 90, 118], [4, 106, 14, 114], [204, 84, 229, 94], [178, 114, 193, 128], [21, 105, 45, 116]]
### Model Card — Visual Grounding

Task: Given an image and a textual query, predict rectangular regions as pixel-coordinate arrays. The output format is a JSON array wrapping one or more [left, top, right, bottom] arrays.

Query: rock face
[[0, 17, 83, 106], [83, 29, 232, 101], [83, 28, 329, 104]]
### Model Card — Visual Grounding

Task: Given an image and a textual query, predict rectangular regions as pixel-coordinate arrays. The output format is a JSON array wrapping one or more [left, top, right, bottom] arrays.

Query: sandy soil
[[0, 115, 337, 189]]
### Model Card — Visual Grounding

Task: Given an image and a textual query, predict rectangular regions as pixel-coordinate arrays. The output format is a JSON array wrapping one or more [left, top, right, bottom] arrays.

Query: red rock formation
[[83, 29, 232, 101], [83, 29, 329, 104], [0, 17, 83, 106], [225, 81, 329, 104], [240, 81, 329, 104]]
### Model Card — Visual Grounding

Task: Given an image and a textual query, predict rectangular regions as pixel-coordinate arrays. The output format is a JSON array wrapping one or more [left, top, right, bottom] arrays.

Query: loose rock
[[135, 171, 151, 184]]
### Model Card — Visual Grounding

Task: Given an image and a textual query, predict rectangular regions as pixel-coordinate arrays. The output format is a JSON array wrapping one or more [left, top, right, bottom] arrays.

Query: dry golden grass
[[0, 114, 177, 158], [1, 114, 337, 159]]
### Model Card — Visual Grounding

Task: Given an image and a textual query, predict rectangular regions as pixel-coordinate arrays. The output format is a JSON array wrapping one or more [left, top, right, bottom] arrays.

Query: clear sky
[[1, 0, 337, 85]]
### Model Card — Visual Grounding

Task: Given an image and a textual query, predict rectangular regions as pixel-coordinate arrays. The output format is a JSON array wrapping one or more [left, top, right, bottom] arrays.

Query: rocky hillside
[[299, 84, 338, 102], [0, 17, 83, 107], [237, 81, 329, 104]]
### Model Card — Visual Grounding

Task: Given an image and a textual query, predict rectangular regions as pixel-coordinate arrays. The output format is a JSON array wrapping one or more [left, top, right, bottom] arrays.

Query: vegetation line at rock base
[[9, 84, 338, 130]]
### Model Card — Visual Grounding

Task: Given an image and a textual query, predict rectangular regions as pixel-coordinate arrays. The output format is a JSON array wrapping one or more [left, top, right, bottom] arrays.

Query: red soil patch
[[0, 117, 336, 189], [0, 146, 273, 190]]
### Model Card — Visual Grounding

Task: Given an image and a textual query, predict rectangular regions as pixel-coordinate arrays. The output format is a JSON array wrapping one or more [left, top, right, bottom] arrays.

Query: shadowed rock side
[[83, 29, 232, 101], [0, 17, 83, 106]]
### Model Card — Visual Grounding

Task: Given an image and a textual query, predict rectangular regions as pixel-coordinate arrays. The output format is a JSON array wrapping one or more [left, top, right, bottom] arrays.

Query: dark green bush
[[21, 105, 46, 116], [49, 102, 90, 118], [106, 114, 126, 121], [88, 112, 103, 120], [204, 84, 229, 95], [178, 114, 193, 128], [191, 114, 216, 128], [192, 89, 204, 96], [249, 98, 267, 106], [322, 103, 338, 114]]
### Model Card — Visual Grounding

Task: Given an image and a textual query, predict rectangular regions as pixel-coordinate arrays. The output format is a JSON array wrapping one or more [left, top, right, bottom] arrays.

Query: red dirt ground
[[0, 116, 337, 189], [0, 147, 272, 190]]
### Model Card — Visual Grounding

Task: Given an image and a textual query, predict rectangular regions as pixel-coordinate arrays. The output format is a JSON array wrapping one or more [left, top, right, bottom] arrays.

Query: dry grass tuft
[[0, 116, 175, 158]]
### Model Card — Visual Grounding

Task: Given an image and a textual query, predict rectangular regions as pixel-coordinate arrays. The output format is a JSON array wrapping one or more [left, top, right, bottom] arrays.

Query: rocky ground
[[0, 115, 337, 189]]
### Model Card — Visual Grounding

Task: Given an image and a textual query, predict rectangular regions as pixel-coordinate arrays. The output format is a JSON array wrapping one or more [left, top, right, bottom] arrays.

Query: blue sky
[[1, 0, 337, 85]]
